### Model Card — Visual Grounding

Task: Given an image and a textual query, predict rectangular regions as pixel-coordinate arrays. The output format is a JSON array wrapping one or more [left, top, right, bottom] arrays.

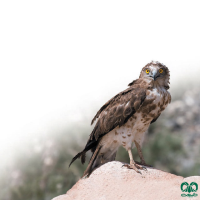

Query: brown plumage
[[69, 61, 171, 176]]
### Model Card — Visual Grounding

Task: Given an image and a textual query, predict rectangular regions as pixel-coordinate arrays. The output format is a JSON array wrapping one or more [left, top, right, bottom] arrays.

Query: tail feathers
[[81, 152, 86, 164], [83, 147, 118, 177], [69, 139, 98, 167], [83, 145, 102, 177], [69, 151, 85, 167]]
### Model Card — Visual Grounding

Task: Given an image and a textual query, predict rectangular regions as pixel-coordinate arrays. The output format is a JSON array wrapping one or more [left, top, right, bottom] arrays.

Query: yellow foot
[[122, 163, 144, 174]]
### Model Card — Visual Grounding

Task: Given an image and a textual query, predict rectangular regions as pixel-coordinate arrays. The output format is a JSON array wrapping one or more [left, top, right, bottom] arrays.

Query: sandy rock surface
[[52, 161, 200, 200]]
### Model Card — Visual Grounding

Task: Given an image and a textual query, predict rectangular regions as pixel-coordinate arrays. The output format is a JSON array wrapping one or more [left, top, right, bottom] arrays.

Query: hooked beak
[[149, 75, 155, 80], [150, 71, 160, 80]]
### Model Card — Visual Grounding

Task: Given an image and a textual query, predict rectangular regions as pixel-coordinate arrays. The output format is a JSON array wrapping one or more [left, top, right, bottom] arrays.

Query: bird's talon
[[142, 166, 147, 171], [82, 174, 89, 179], [122, 164, 131, 169]]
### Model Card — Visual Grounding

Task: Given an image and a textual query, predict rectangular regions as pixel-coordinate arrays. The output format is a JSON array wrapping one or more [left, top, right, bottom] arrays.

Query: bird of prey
[[69, 61, 171, 176]]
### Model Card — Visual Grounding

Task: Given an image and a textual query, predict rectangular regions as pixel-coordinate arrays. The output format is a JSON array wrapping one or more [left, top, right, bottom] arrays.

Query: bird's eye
[[159, 69, 163, 73], [146, 69, 149, 74]]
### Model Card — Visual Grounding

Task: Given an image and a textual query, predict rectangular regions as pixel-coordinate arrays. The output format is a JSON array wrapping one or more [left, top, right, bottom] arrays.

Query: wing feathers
[[91, 87, 134, 125], [69, 78, 149, 167], [90, 79, 147, 141]]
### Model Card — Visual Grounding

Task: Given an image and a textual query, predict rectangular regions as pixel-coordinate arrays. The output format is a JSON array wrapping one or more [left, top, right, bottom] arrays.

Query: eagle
[[69, 61, 171, 176]]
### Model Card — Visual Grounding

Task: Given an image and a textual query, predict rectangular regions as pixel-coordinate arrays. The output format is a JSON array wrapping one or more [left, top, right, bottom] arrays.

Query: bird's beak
[[150, 71, 157, 80]]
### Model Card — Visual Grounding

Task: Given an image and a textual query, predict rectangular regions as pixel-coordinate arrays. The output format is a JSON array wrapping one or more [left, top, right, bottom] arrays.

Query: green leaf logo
[[181, 182, 189, 192], [181, 182, 198, 198], [190, 182, 198, 192]]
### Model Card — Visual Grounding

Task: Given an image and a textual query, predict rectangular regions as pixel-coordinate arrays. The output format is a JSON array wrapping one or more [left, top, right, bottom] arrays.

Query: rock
[[52, 161, 200, 200]]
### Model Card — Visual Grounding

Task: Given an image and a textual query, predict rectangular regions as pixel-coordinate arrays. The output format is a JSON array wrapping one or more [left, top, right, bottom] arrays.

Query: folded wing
[[69, 79, 147, 166]]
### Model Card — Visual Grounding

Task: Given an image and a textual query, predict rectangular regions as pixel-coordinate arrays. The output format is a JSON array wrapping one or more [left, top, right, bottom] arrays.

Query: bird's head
[[140, 61, 170, 89]]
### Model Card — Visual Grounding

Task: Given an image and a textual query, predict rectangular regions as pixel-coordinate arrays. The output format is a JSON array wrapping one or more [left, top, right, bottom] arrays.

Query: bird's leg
[[122, 148, 143, 174], [134, 140, 152, 167], [134, 140, 145, 164]]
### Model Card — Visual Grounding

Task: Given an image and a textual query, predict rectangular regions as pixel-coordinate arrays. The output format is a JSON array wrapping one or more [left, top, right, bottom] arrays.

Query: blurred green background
[[1, 82, 200, 200]]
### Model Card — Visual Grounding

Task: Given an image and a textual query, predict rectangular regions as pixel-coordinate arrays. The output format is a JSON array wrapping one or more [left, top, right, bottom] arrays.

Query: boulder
[[52, 161, 200, 200]]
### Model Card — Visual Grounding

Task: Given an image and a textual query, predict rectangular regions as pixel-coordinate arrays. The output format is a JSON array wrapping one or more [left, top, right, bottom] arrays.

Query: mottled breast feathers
[[90, 78, 151, 141]]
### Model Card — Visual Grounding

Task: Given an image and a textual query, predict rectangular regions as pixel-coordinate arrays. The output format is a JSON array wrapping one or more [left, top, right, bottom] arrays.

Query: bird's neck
[[144, 78, 168, 92]]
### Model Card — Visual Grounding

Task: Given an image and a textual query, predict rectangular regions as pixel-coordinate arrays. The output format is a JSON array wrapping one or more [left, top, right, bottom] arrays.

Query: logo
[[181, 182, 198, 197]]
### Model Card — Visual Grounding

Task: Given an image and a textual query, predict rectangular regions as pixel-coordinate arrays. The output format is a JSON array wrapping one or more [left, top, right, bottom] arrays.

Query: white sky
[[0, 1, 200, 160]]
